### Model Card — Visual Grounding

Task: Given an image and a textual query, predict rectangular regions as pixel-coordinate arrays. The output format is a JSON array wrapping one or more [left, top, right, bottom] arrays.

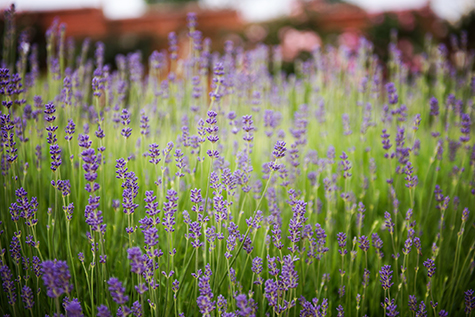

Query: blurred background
[[1, 0, 474, 72]]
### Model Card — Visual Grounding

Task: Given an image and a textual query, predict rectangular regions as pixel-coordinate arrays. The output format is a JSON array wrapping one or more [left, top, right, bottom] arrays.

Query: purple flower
[[313, 223, 329, 260], [267, 255, 279, 277], [213, 62, 224, 80], [138, 214, 156, 240], [140, 112, 150, 137], [242, 115, 255, 143], [423, 258, 436, 278], [187, 11, 197, 30], [273, 140, 286, 159], [336, 304, 344, 317], [413, 237, 422, 255], [280, 255, 298, 290], [196, 264, 215, 315], [132, 300, 142, 317], [384, 212, 395, 234], [338, 285, 346, 298], [460, 113, 471, 143], [53, 179, 71, 197], [408, 295, 417, 312], [1, 265, 16, 304], [413, 114, 421, 131], [362, 269, 370, 287], [340, 152, 352, 178], [217, 295, 227, 315], [190, 188, 203, 204], [225, 231, 237, 259], [379, 265, 393, 291], [382, 297, 399, 317], [356, 202, 365, 229], [84, 195, 104, 233], [162, 189, 178, 233], [127, 247, 147, 275], [135, 283, 148, 295], [97, 304, 112, 317], [465, 289, 475, 314], [9, 187, 38, 227], [81, 148, 100, 187], [9, 236, 21, 264], [430, 97, 439, 116], [386, 82, 398, 104], [403, 238, 413, 255], [205, 110, 219, 143], [41, 260, 73, 298], [115, 158, 128, 179], [107, 277, 129, 305], [287, 199, 308, 251], [147, 143, 161, 165], [337, 232, 348, 255], [44, 102, 56, 122], [44, 103, 62, 172], [78, 134, 92, 149], [118, 305, 132, 317], [264, 279, 279, 307], [122, 171, 139, 216], [404, 161, 418, 189], [417, 301, 427, 317], [64, 297, 84, 317], [461, 208, 469, 223], [299, 297, 328, 317], [187, 221, 203, 249], [112, 199, 120, 210], [65, 119, 76, 141], [49, 144, 62, 172], [95, 124, 105, 139], [251, 256, 263, 284], [144, 191, 160, 217], [21, 285, 34, 309], [168, 32, 178, 60], [358, 235, 369, 252], [251, 256, 263, 275], [235, 293, 256, 316], [120, 109, 132, 138]]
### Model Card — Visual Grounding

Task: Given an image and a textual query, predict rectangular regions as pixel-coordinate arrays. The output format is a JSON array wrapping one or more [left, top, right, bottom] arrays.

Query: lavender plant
[[0, 7, 474, 317]]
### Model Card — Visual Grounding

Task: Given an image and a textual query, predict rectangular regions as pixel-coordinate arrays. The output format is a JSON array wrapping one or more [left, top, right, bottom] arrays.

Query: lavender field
[[1, 6, 475, 317]]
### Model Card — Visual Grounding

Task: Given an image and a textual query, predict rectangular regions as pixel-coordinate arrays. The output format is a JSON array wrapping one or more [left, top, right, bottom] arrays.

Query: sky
[[0, 0, 473, 23]]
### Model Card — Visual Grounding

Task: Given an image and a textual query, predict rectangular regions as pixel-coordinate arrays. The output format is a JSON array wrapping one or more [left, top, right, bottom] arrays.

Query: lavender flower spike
[[41, 260, 73, 298], [423, 258, 436, 278], [379, 265, 393, 291], [107, 277, 129, 305], [272, 140, 287, 159]]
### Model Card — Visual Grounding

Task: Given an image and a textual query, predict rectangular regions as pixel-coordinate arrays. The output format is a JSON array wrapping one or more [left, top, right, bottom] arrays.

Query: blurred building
[[12, 4, 243, 52], [290, 0, 444, 34], [1, 0, 450, 68]]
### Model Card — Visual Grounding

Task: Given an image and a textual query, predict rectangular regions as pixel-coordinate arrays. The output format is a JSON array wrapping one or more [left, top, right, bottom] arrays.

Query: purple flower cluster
[[0, 10, 474, 317], [41, 260, 73, 298], [287, 199, 307, 252], [379, 265, 393, 291], [162, 189, 178, 233], [9, 187, 38, 227], [44, 102, 62, 171], [108, 277, 129, 305], [196, 264, 215, 315], [423, 258, 436, 278], [0, 265, 16, 305]]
